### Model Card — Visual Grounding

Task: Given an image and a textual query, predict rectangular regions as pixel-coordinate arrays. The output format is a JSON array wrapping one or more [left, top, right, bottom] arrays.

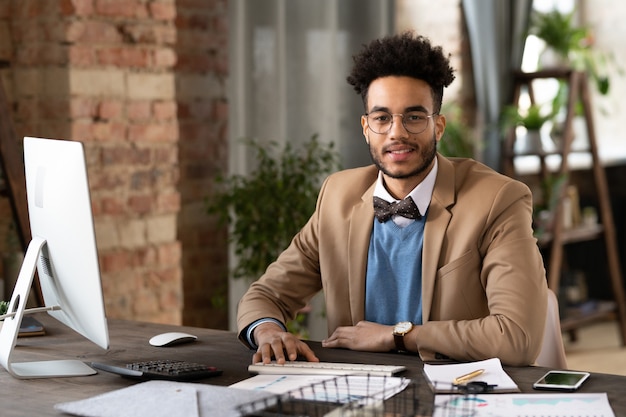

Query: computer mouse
[[148, 332, 198, 347]]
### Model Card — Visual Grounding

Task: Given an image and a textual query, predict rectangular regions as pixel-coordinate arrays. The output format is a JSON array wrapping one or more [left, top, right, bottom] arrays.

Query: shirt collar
[[373, 157, 438, 216]]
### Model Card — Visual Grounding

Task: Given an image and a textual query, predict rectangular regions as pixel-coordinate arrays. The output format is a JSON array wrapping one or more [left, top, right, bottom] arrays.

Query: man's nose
[[388, 114, 409, 137]]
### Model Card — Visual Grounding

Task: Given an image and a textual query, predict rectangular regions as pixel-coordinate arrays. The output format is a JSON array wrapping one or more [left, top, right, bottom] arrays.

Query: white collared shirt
[[372, 158, 438, 227]]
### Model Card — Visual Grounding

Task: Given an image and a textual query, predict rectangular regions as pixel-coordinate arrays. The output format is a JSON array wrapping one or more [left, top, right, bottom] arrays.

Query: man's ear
[[361, 115, 369, 144], [435, 113, 446, 143]]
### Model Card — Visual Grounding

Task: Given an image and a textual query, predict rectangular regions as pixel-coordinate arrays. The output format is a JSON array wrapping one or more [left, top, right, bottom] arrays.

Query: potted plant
[[500, 104, 558, 153], [503, 103, 554, 131], [529, 9, 589, 66], [207, 134, 341, 337], [438, 103, 476, 158], [529, 8, 614, 96], [502, 103, 556, 153]]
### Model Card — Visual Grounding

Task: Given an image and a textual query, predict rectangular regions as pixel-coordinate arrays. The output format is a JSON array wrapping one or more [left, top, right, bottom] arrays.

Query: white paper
[[230, 374, 410, 404], [423, 357, 519, 392], [433, 392, 615, 417], [54, 380, 273, 417]]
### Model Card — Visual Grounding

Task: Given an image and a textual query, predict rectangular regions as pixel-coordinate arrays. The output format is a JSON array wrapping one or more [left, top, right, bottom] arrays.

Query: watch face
[[394, 321, 413, 334]]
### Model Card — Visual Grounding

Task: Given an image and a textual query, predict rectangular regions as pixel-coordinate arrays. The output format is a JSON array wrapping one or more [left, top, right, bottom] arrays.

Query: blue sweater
[[365, 216, 425, 325]]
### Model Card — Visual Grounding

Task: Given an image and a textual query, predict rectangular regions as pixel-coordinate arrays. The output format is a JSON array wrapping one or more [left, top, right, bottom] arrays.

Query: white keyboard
[[248, 361, 406, 377]]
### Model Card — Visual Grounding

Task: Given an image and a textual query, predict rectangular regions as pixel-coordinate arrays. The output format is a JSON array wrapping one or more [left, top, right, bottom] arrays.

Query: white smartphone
[[532, 370, 590, 391]]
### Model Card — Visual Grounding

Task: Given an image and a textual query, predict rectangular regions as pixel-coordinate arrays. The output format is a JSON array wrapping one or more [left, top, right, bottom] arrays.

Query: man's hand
[[321, 321, 396, 352], [252, 321, 319, 364]]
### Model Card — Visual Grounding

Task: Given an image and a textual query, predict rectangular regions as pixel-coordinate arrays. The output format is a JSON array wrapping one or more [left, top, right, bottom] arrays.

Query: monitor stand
[[0, 236, 96, 379]]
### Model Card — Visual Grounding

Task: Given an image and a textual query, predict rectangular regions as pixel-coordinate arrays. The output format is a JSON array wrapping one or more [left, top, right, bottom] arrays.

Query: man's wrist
[[246, 318, 286, 349]]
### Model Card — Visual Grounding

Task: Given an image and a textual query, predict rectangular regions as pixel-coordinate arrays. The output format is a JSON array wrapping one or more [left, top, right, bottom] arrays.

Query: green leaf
[[206, 135, 341, 281]]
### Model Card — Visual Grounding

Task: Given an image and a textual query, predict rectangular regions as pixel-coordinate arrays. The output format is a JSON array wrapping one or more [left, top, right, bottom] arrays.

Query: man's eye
[[406, 113, 426, 122], [374, 115, 390, 122]]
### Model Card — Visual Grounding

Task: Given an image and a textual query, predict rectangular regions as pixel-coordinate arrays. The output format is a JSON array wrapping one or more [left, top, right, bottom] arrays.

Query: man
[[237, 32, 547, 366]]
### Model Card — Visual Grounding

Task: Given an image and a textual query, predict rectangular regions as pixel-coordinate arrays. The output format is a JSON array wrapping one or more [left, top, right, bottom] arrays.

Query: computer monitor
[[0, 136, 109, 379]]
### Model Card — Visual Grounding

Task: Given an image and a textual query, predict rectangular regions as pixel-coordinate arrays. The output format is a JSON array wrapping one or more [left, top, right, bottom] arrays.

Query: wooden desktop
[[2, 314, 626, 416]]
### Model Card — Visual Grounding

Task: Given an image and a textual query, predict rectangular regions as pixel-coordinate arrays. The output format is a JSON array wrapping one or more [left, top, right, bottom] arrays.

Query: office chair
[[535, 288, 568, 369]]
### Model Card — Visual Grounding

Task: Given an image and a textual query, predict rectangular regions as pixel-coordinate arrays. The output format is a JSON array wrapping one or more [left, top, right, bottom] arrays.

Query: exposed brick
[[127, 73, 175, 100], [157, 241, 182, 266], [150, 1, 177, 21], [153, 100, 177, 120], [127, 100, 152, 121], [128, 194, 153, 214], [153, 145, 178, 164], [97, 196, 126, 216], [97, 47, 151, 68], [70, 97, 97, 118], [92, 120, 127, 142], [152, 47, 177, 68], [2, 0, 230, 329], [39, 99, 70, 119], [98, 99, 123, 120], [65, 20, 122, 44], [146, 214, 177, 243], [68, 45, 97, 67], [95, 0, 147, 19], [59, 0, 95, 17], [127, 122, 179, 143], [156, 190, 181, 213], [118, 218, 147, 249], [71, 120, 95, 141], [69, 69, 125, 96], [100, 250, 131, 273]]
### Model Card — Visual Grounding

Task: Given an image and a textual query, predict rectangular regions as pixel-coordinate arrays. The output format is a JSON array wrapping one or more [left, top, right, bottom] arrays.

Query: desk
[[3, 315, 626, 416]]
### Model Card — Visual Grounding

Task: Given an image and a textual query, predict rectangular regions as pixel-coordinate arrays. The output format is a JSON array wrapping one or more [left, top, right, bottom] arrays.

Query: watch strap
[[393, 321, 413, 352], [394, 333, 407, 351]]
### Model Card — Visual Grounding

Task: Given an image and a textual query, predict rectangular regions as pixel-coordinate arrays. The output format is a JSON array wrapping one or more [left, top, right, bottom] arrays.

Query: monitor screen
[[0, 136, 109, 378]]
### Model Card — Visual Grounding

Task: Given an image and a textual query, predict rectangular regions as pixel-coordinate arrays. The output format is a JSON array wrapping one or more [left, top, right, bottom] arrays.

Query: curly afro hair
[[347, 32, 455, 113]]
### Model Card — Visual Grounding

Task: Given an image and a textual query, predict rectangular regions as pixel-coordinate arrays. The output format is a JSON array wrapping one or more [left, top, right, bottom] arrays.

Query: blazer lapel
[[347, 182, 376, 323], [422, 155, 455, 322]]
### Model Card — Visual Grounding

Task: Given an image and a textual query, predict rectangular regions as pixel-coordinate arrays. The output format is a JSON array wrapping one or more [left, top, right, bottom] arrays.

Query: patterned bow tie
[[373, 196, 421, 223]]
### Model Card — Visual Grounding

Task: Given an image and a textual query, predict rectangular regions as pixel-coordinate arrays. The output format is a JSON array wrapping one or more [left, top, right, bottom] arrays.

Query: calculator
[[91, 359, 223, 381]]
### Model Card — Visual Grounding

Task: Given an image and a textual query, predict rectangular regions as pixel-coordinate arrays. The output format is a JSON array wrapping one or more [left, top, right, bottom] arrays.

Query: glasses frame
[[364, 111, 439, 135]]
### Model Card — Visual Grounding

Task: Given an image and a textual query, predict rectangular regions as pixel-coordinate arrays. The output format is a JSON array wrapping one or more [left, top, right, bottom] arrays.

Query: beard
[[369, 131, 437, 180]]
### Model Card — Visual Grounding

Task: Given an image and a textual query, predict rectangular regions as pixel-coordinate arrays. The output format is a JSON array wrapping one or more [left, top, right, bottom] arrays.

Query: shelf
[[561, 300, 617, 332], [536, 224, 604, 247], [503, 69, 626, 346]]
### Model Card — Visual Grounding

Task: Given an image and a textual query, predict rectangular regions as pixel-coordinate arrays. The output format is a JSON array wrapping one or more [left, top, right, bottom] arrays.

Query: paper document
[[54, 380, 273, 417], [433, 392, 615, 417], [230, 374, 410, 404], [423, 357, 519, 393]]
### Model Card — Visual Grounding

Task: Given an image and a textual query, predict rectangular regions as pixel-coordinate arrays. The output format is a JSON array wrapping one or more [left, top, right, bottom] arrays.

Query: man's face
[[361, 76, 445, 190]]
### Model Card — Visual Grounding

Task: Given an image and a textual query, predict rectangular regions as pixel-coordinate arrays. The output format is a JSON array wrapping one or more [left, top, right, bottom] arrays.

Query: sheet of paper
[[433, 392, 615, 417], [230, 374, 410, 404], [423, 357, 519, 392], [54, 380, 273, 417]]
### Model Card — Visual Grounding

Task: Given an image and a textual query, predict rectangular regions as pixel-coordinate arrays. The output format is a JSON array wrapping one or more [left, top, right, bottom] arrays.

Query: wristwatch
[[392, 321, 413, 352]]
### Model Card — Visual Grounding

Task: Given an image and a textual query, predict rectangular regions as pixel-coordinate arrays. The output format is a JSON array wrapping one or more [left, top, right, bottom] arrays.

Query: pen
[[453, 369, 485, 385]]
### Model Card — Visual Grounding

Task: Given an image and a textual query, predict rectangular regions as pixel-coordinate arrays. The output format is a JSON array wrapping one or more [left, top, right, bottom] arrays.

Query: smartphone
[[532, 370, 590, 391]]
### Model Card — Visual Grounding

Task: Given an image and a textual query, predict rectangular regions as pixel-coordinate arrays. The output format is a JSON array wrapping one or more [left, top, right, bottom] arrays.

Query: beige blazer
[[237, 154, 548, 365]]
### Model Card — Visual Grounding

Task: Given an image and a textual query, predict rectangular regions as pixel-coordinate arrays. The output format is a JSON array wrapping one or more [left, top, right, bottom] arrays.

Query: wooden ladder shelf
[[503, 69, 626, 345]]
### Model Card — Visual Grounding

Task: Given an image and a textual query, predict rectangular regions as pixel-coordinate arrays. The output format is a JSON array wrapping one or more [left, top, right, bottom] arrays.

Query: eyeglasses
[[365, 110, 438, 135]]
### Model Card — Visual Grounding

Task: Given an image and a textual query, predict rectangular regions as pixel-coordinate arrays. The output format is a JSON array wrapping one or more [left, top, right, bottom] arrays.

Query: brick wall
[[175, 0, 229, 327], [0, 0, 228, 328]]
